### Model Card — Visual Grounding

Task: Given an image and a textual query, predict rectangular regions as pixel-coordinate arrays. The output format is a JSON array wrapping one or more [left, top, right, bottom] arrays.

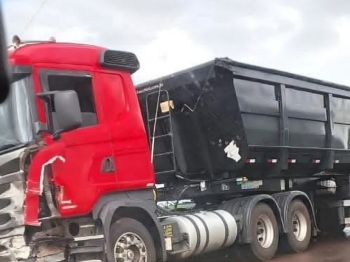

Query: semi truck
[[1, 40, 350, 262]]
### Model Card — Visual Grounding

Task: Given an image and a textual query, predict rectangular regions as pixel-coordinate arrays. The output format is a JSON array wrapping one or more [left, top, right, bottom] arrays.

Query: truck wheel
[[238, 203, 279, 261], [109, 217, 156, 262], [280, 200, 311, 253]]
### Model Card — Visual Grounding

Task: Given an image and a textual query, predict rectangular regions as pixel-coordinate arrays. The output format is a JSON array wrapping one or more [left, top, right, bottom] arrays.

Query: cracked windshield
[[1, 1, 350, 262]]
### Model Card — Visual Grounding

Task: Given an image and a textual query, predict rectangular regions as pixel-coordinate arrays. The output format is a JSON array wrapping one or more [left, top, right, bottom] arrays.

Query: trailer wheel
[[280, 199, 312, 253], [238, 203, 279, 261], [109, 217, 156, 262]]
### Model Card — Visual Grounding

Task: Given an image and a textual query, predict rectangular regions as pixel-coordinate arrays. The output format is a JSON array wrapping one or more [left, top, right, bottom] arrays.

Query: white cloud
[[3, 0, 350, 85], [136, 28, 212, 82]]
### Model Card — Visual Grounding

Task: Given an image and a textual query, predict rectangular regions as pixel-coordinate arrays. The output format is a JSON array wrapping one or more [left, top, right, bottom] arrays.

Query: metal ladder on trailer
[[145, 90, 177, 175]]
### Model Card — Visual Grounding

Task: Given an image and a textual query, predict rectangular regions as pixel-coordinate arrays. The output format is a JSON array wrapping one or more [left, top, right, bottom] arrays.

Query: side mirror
[[53, 90, 82, 139]]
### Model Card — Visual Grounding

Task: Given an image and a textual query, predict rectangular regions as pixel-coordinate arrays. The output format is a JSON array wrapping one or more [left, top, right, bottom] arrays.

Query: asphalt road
[[184, 229, 350, 262]]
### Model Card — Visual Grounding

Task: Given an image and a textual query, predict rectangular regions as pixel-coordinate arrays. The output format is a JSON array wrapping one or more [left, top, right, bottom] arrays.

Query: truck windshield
[[0, 74, 35, 151]]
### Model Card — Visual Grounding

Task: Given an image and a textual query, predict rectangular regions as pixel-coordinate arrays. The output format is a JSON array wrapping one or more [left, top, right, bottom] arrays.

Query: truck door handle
[[101, 157, 115, 173]]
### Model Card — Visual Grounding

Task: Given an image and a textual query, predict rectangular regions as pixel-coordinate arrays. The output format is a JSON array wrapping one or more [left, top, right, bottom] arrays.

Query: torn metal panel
[[0, 147, 29, 262]]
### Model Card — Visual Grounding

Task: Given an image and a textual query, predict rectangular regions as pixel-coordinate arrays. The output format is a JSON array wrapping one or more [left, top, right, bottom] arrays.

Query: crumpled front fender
[[24, 142, 65, 226]]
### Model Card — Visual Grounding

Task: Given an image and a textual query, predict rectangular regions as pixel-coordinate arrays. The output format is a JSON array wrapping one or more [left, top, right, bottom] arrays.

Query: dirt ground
[[184, 229, 350, 262], [268, 237, 350, 262]]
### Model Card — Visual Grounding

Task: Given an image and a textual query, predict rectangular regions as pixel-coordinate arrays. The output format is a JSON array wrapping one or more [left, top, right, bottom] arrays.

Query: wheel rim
[[114, 232, 147, 262], [256, 214, 274, 248], [292, 210, 308, 241]]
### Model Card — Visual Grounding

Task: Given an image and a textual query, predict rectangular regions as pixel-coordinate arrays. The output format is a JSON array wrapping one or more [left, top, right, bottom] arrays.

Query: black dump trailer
[[136, 58, 350, 261], [136, 57, 350, 181]]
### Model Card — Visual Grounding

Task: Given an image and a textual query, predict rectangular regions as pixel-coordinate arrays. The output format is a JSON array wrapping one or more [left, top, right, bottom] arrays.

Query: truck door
[[37, 68, 116, 216], [97, 72, 155, 190]]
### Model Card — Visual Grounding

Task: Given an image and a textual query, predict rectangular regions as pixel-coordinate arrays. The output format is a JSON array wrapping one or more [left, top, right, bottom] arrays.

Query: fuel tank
[[162, 210, 238, 259]]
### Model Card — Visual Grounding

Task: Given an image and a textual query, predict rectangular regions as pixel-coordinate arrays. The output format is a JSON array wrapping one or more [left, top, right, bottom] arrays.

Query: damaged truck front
[[0, 66, 42, 260], [0, 62, 85, 261]]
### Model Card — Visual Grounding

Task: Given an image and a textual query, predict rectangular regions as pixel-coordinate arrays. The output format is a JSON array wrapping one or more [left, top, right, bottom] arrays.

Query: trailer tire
[[109, 217, 156, 262], [238, 202, 279, 261], [280, 199, 312, 253]]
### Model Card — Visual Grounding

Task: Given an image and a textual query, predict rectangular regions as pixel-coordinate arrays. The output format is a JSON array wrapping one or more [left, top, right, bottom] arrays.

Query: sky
[[3, 0, 350, 85]]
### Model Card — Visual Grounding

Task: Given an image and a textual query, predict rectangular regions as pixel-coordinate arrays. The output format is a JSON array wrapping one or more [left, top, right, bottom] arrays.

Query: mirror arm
[[52, 124, 80, 141], [52, 129, 63, 141], [37, 91, 58, 135]]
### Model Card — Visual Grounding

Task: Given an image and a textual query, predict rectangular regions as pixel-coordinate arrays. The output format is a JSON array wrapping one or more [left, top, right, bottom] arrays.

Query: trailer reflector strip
[[267, 159, 277, 163], [245, 159, 256, 163], [312, 159, 321, 164], [287, 159, 296, 163], [334, 160, 340, 163]]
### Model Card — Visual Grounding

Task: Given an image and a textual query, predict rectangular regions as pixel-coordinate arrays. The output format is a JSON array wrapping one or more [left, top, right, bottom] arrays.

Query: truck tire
[[109, 217, 156, 262], [280, 199, 312, 253], [238, 202, 279, 261]]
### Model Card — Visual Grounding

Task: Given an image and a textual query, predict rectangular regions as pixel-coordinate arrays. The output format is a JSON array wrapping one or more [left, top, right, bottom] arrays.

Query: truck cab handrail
[[7, 40, 55, 51]]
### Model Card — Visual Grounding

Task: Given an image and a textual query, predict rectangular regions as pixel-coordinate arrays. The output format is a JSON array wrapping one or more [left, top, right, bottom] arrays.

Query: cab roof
[[8, 42, 106, 67]]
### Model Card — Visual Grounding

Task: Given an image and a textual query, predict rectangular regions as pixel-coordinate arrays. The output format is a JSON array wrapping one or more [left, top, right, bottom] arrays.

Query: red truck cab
[[7, 42, 155, 224]]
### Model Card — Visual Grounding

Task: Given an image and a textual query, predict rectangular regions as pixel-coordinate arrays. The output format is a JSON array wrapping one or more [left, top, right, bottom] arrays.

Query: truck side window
[[47, 75, 97, 129]]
